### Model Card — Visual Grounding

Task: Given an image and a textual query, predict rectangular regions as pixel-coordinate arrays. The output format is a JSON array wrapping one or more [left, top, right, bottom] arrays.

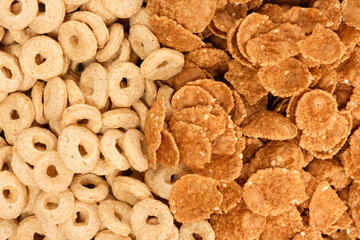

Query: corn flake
[[286, 89, 311, 123], [156, 129, 180, 168], [216, 181, 243, 214], [242, 137, 264, 163], [336, 47, 360, 87], [230, 90, 247, 125], [324, 211, 353, 235], [313, 69, 338, 94], [342, 0, 360, 30], [311, 0, 342, 31], [349, 181, 360, 228], [211, 118, 237, 155], [258, 3, 285, 24], [293, 227, 322, 240], [306, 158, 342, 181]]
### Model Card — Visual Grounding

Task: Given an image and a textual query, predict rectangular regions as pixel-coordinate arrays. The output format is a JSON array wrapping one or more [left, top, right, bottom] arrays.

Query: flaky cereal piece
[[171, 85, 216, 112], [216, 181, 243, 214], [224, 60, 268, 105], [306, 158, 342, 181], [242, 137, 264, 163], [171, 121, 212, 171], [258, 3, 284, 24], [349, 181, 360, 228], [343, 128, 360, 180], [211, 117, 237, 155], [335, 23, 360, 66], [230, 90, 247, 125], [336, 47, 360, 87], [169, 174, 223, 223], [342, 0, 360, 30], [298, 170, 318, 208], [311, 0, 342, 31], [346, 87, 360, 119], [156, 129, 180, 168], [258, 58, 311, 97], [149, 15, 204, 52], [293, 227, 322, 240], [243, 168, 308, 217], [241, 111, 298, 141], [241, 96, 268, 125], [309, 181, 347, 232], [313, 69, 338, 94], [324, 211, 353, 235]]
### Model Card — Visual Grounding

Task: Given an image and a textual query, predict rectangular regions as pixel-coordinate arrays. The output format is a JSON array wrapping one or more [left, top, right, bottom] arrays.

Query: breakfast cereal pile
[[0, 0, 360, 239]]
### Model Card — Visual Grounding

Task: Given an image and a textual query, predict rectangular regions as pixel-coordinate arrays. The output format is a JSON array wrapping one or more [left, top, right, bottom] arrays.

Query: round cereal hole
[[0, 0, 38, 30], [179, 220, 215, 240], [0, 50, 23, 93]]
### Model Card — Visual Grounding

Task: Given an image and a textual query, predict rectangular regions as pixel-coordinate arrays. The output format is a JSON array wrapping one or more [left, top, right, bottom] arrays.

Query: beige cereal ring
[[101, 0, 143, 18], [130, 7, 151, 28], [10, 28, 37, 45], [0, 50, 23, 93], [11, 151, 37, 187], [16, 216, 47, 239], [0, 146, 12, 171], [0, 0, 38, 30], [95, 230, 131, 240], [123, 129, 149, 172], [106, 38, 132, 70], [82, 0, 117, 25], [96, 23, 124, 62], [131, 100, 148, 132], [31, 81, 48, 125], [43, 77, 67, 121], [41, 222, 68, 240], [100, 108, 140, 134], [91, 153, 116, 176], [0, 219, 17, 240], [65, 79, 85, 106], [129, 24, 160, 60], [141, 78, 158, 107], [179, 220, 215, 240]]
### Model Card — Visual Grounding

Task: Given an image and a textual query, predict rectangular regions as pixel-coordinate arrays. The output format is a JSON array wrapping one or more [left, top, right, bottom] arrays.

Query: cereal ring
[[70, 58, 96, 75], [141, 79, 158, 107], [0, 50, 23, 93], [41, 222, 67, 240], [107, 62, 145, 107], [11, 151, 36, 186], [0, 136, 7, 147], [112, 176, 153, 206], [96, 23, 124, 62], [122, 129, 149, 172], [58, 125, 100, 173], [1, 30, 15, 45], [33, 189, 75, 224], [0, 219, 17, 240], [0, 91, 7, 103], [100, 108, 140, 134], [130, 7, 150, 28], [65, 79, 85, 106], [82, 0, 117, 25], [98, 199, 132, 235], [91, 153, 116, 176], [43, 77, 67, 121], [101, 0, 142, 18], [0, 146, 12, 171], [0, 0, 38, 30], [16, 216, 46, 239], [70, 173, 109, 203], [31, 81, 48, 125], [105, 37, 132, 70], [179, 220, 215, 240], [129, 24, 160, 60], [22, 185, 40, 213], [95, 230, 131, 240], [130, 198, 174, 240], [49, 119, 65, 137], [34, 150, 74, 193], [58, 20, 97, 62], [0, 171, 27, 219], [19, 35, 64, 80], [131, 100, 148, 132], [61, 104, 102, 134], [17, 74, 37, 91], [141, 48, 185, 81]]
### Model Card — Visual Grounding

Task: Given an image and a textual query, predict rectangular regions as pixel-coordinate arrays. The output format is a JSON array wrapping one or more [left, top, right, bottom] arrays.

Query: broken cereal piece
[[311, 0, 342, 31], [342, 0, 360, 30], [293, 227, 322, 240], [216, 181, 243, 214], [156, 129, 180, 168]]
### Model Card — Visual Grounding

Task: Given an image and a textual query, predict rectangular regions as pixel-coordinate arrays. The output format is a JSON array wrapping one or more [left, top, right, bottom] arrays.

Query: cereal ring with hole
[[0, 146, 12, 171], [65, 79, 85, 106], [100, 129, 130, 171], [70, 11, 109, 49], [96, 23, 124, 62], [33, 189, 75, 224], [122, 129, 149, 172], [95, 230, 131, 240], [17, 74, 37, 91], [49, 119, 65, 137], [112, 176, 153, 206], [44, 77, 67, 121], [16, 216, 46, 239], [59, 200, 101, 240], [34, 150, 74, 193], [129, 24, 160, 60], [106, 38, 132, 70], [130, 198, 174, 240], [61, 104, 102, 134], [0, 171, 27, 219], [41, 222, 67, 240], [82, 0, 117, 25], [98, 199, 132, 236], [91, 153, 116, 176], [70, 173, 109, 204], [31, 81, 48, 125], [100, 108, 140, 134], [0, 0, 38, 30], [19, 35, 64, 80], [179, 220, 215, 240], [101, 0, 142, 18], [141, 79, 157, 107], [131, 100, 148, 132], [11, 151, 36, 187], [0, 91, 7, 104], [58, 20, 97, 62], [141, 48, 185, 81], [130, 7, 150, 28], [0, 219, 17, 240], [22, 185, 40, 213], [58, 125, 100, 173], [0, 50, 23, 93]]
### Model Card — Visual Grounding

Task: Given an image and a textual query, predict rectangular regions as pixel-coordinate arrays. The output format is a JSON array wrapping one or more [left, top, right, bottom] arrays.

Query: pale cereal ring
[[64, 0, 89, 7], [101, 0, 142, 18], [106, 38, 132, 70], [9, 28, 37, 45], [0, 91, 7, 103], [130, 198, 174, 240], [140, 48, 185, 81], [65, 3, 82, 13], [105, 168, 143, 185], [112, 176, 153, 206], [43, 77, 67, 121], [31, 81, 48, 125], [0, 0, 38, 30], [82, 0, 117, 25], [129, 24, 160, 60], [18, 74, 37, 91], [1, 30, 15, 45], [70, 58, 96, 75], [59, 200, 101, 240], [58, 20, 97, 62], [0, 146, 11, 171], [100, 129, 131, 171], [91, 152, 116, 176], [33, 189, 75, 224], [0, 219, 17, 240], [0, 171, 27, 219], [70, 11, 109, 49], [16, 216, 46, 239], [41, 222, 67, 240], [98, 199, 132, 235], [34, 150, 74, 193], [0, 136, 7, 147], [65, 79, 85, 106], [131, 100, 148, 132], [0, 26, 5, 41], [141, 78, 157, 107], [19, 35, 64, 79], [61, 104, 102, 134], [70, 173, 109, 204], [130, 7, 150, 28], [95, 230, 131, 240], [123, 129, 149, 172], [80, 62, 108, 110], [179, 220, 215, 240], [11, 151, 37, 187], [100, 108, 140, 134], [96, 23, 124, 62], [49, 119, 65, 137], [22, 186, 40, 214], [0, 50, 23, 93]]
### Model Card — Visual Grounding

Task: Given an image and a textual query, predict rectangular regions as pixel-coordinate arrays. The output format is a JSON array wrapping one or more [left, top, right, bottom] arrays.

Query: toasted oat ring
[[18, 74, 37, 91], [65, 79, 85, 106], [130, 7, 150, 28], [179, 221, 215, 240], [98, 199, 132, 235], [0, 171, 27, 219], [82, 0, 117, 26], [16, 216, 47, 239], [58, 20, 97, 62], [96, 23, 124, 62], [130, 198, 174, 240], [131, 100, 148, 132], [91, 154, 116, 176], [95, 230, 131, 240], [0, 0, 38, 30], [61, 104, 102, 134], [0, 219, 17, 240], [0, 50, 23, 93], [31, 81, 48, 125], [64, 0, 90, 7], [129, 24, 160, 60], [43, 77, 67, 122], [41, 222, 67, 240], [0, 146, 12, 171], [140, 48, 185, 81], [19, 36, 64, 80], [11, 151, 37, 187], [70, 11, 109, 49], [105, 38, 131, 70], [100, 108, 140, 134], [33, 189, 75, 224], [123, 129, 149, 172], [101, 0, 142, 18]]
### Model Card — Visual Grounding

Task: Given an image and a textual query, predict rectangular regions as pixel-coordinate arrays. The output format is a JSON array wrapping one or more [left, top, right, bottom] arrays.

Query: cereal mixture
[[1, 0, 360, 239]]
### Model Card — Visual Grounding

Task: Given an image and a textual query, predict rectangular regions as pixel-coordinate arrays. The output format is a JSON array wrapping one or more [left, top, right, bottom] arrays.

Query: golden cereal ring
[[112, 176, 153, 206], [101, 0, 142, 18], [131, 100, 148, 132], [80, 62, 108, 110], [91, 153, 116, 176], [29, 0, 65, 34], [96, 23, 124, 62], [49, 119, 65, 137], [69, 58, 96, 75], [70, 11, 109, 49], [140, 48, 185, 81], [34, 150, 74, 193], [1, 30, 15, 45], [130, 198, 174, 240], [106, 38, 131, 70], [41, 222, 67, 240], [0, 26, 5, 41], [129, 24, 160, 60], [44, 77, 67, 121], [95, 230, 131, 240], [107, 62, 145, 107], [65, 79, 85, 106], [10, 28, 37, 45], [31, 81, 48, 125], [65, 3, 82, 12], [58, 20, 97, 62], [179, 221, 215, 240], [100, 129, 131, 170], [58, 125, 100, 173], [0, 146, 11, 171], [18, 74, 37, 91], [19, 35, 64, 79], [0, 219, 17, 240], [33, 189, 75, 224], [100, 108, 140, 134], [61, 104, 102, 134], [130, 7, 150, 29], [0, 50, 23, 93], [70, 173, 109, 204], [11, 151, 37, 187], [0, 136, 7, 147], [0, 91, 7, 103], [123, 129, 149, 172], [105, 168, 144, 185], [22, 185, 40, 213], [82, 0, 117, 25], [0, 171, 27, 219], [16, 216, 46, 240], [98, 199, 132, 235], [0, 0, 38, 30]]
